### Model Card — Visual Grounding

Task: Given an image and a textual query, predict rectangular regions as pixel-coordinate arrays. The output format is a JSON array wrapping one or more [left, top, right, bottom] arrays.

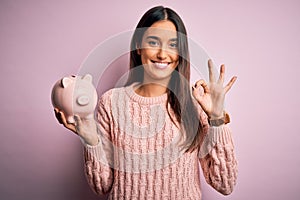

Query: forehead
[[143, 20, 177, 39]]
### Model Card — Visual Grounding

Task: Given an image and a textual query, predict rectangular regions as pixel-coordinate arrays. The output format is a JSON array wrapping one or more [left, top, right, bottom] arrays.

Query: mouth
[[151, 60, 171, 69]]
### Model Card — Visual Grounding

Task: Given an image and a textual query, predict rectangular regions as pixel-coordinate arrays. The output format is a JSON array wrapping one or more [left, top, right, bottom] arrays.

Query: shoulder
[[96, 84, 136, 119], [98, 84, 134, 106], [99, 88, 114, 103], [98, 87, 119, 106], [96, 87, 123, 118]]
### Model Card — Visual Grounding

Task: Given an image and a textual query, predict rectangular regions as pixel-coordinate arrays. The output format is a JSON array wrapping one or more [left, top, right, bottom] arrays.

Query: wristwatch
[[208, 111, 230, 126]]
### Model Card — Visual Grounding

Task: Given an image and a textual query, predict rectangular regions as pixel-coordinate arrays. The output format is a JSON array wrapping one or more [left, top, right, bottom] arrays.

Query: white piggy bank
[[51, 74, 98, 123]]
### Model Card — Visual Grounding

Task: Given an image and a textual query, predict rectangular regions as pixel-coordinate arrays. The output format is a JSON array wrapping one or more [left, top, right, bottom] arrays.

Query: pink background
[[1, 0, 300, 199]]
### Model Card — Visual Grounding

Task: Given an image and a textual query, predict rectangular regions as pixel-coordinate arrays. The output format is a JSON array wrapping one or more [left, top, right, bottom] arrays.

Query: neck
[[135, 83, 168, 97]]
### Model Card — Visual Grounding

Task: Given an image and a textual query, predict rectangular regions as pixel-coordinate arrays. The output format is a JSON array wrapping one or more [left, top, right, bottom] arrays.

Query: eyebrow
[[146, 36, 178, 42]]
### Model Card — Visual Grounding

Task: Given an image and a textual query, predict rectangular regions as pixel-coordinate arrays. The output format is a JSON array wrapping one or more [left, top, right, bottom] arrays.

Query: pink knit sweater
[[83, 83, 238, 200]]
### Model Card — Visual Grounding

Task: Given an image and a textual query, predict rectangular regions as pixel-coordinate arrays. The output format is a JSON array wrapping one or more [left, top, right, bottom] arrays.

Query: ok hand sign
[[192, 59, 237, 119]]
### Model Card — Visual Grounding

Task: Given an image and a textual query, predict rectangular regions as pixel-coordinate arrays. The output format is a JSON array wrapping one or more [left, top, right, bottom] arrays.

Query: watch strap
[[208, 111, 230, 126]]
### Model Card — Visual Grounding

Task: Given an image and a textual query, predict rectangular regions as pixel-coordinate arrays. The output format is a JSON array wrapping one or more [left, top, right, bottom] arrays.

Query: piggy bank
[[51, 74, 98, 123]]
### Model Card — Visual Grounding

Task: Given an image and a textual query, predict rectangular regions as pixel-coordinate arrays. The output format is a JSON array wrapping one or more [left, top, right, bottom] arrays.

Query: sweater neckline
[[125, 82, 168, 105]]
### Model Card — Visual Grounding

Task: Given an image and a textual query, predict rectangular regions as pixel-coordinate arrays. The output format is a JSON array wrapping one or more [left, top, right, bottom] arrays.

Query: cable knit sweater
[[83, 83, 238, 200]]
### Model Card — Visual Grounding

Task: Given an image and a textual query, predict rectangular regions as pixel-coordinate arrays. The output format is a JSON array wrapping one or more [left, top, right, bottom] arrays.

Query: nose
[[157, 47, 167, 60]]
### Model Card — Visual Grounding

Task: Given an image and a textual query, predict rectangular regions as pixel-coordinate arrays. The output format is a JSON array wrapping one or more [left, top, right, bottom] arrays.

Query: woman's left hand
[[192, 59, 237, 119]]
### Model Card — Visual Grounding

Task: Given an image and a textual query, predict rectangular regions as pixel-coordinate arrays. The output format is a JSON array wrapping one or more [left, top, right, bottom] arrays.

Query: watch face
[[209, 118, 224, 126], [209, 112, 230, 126]]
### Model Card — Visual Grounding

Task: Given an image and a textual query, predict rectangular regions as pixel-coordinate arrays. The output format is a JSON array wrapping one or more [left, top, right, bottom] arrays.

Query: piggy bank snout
[[77, 95, 90, 106]]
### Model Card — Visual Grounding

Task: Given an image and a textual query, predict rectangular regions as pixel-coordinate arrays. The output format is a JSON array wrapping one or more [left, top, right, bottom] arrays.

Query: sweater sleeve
[[83, 91, 114, 195], [197, 107, 238, 195]]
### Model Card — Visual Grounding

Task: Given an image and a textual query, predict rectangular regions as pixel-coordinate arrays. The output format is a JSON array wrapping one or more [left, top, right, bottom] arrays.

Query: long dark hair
[[125, 6, 203, 152]]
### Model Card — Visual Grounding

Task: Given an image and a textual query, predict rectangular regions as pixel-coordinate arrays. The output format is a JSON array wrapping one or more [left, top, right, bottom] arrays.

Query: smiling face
[[138, 20, 179, 85]]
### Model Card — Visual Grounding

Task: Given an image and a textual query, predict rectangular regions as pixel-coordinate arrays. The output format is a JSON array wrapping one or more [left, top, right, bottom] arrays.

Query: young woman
[[55, 6, 238, 200]]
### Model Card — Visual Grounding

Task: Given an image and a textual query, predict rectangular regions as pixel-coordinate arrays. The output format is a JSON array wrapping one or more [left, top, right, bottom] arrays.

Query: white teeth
[[154, 62, 169, 69]]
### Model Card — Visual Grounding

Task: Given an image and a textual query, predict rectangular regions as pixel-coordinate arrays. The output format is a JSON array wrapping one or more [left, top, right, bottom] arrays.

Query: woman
[[55, 6, 238, 199]]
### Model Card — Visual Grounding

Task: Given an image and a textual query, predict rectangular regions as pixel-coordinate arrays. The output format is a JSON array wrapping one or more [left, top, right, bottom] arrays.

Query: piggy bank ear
[[82, 74, 93, 82], [61, 77, 72, 88]]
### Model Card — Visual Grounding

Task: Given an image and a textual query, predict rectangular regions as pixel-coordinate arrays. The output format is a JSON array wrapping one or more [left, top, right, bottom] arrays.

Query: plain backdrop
[[1, 0, 300, 199]]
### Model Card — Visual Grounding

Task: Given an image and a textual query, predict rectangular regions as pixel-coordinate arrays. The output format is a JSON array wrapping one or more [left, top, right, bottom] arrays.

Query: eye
[[148, 40, 159, 47], [169, 42, 178, 48]]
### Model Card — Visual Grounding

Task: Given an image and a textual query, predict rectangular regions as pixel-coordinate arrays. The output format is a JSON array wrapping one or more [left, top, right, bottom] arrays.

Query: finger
[[54, 108, 63, 124], [192, 89, 204, 103], [59, 111, 67, 125], [224, 76, 237, 93], [74, 115, 82, 128], [54, 108, 59, 113], [194, 79, 210, 94], [218, 64, 225, 84], [60, 111, 76, 132], [208, 59, 216, 83], [192, 85, 203, 103], [73, 115, 82, 134]]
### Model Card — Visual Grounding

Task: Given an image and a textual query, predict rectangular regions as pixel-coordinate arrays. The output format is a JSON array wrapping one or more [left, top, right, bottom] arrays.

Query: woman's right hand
[[54, 108, 99, 146]]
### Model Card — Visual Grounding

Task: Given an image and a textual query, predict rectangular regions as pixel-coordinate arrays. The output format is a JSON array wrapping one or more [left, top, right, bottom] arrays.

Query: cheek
[[140, 49, 157, 61], [171, 54, 179, 63], [168, 49, 179, 61], [173, 61, 179, 70]]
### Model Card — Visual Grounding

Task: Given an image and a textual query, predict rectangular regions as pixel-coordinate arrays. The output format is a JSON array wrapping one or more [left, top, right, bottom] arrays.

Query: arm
[[83, 91, 115, 195], [83, 141, 114, 195], [198, 109, 238, 195], [82, 91, 114, 195], [53, 87, 114, 195], [192, 59, 238, 195]]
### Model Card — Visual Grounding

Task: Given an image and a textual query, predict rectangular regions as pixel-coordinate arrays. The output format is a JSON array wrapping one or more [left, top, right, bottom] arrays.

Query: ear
[[82, 74, 93, 82], [61, 77, 72, 88]]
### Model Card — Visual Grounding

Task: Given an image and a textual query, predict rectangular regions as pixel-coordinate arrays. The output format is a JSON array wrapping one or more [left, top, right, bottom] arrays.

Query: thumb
[[74, 115, 82, 128], [73, 115, 81, 135], [192, 86, 204, 103]]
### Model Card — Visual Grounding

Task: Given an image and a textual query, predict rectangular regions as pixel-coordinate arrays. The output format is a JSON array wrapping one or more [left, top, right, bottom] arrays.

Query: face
[[138, 20, 179, 84]]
